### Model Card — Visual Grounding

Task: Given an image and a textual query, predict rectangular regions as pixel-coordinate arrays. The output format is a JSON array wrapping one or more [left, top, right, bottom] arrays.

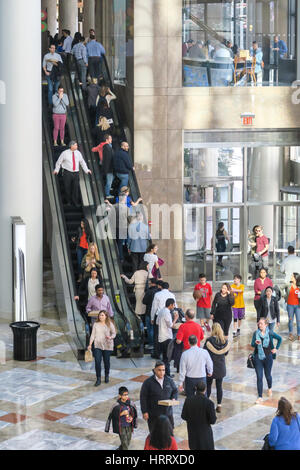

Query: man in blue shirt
[[86, 34, 106, 79], [250, 41, 264, 86], [62, 29, 73, 54], [273, 35, 288, 59], [72, 35, 88, 89]]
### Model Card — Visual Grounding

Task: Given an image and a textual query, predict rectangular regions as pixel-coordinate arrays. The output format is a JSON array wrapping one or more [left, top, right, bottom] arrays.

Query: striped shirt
[[72, 43, 88, 64]]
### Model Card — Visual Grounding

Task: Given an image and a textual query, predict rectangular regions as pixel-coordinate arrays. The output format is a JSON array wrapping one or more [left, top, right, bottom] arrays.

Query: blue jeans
[[145, 315, 154, 346], [117, 237, 127, 262], [287, 304, 300, 336], [254, 353, 273, 398], [94, 348, 111, 379], [46, 74, 60, 105], [105, 173, 114, 197], [76, 246, 88, 273], [185, 376, 206, 398], [116, 173, 129, 193], [268, 322, 275, 332]]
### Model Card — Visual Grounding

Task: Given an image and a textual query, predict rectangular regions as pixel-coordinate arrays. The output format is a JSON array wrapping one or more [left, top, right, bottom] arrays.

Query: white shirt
[[43, 52, 63, 72], [156, 307, 173, 343], [63, 36, 73, 53], [155, 375, 164, 388], [88, 278, 98, 299], [54, 149, 90, 174], [151, 289, 177, 322], [280, 255, 300, 283], [144, 253, 158, 275], [179, 346, 213, 385]]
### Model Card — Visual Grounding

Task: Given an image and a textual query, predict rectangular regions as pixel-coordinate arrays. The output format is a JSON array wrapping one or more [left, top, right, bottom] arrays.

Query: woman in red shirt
[[144, 415, 178, 450], [254, 268, 273, 322], [286, 272, 300, 341], [71, 219, 94, 282]]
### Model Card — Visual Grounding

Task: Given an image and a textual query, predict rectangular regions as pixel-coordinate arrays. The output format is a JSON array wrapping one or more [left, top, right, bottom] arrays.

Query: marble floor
[[0, 273, 300, 450]]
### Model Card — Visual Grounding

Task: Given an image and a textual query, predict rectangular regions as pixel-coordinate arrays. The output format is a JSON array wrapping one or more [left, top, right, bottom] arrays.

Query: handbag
[[261, 434, 274, 450], [84, 349, 93, 363], [247, 353, 255, 369]]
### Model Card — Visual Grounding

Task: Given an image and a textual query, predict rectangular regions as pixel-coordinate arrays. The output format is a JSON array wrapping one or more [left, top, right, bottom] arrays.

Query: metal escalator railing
[[42, 104, 87, 353], [62, 63, 143, 351], [188, 12, 227, 46]]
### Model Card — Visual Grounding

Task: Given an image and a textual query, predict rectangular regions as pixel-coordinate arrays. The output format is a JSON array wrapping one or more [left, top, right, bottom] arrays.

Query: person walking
[[92, 134, 114, 197], [268, 397, 300, 450], [210, 283, 235, 339], [86, 285, 114, 319], [71, 218, 94, 281], [156, 299, 179, 376], [254, 268, 273, 322], [176, 309, 204, 351], [251, 317, 282, 404], [259, 286, 280, 332], [285, 272, 300, 341], [193, 273, 213, 332], [204, 323, 230, 413], [88, 310, 116, 386], [144, 243, 160, 278], [144, 415, 178, 450], [81, 242, 102, 279], [62, 29, 73, 55], [75, 268, 102, 321], [43, 44, 63, 105], [87, 78, 100, 125], [53, 141, 92, 207], [121, 261, 149, 317], [95, 85, 116, 127], [105, 386, 138, 451], [113, 142, 134, 192], [231, 274, 245, 337], [281, 246, 300, 285], [86, 34, 106, 79], [215, 222, 229, 267], [52, 86, 69, 147], [181, 381, 217, 450], [71, 35, 88, 89], [253, 225, 269, 271], [178, 335, 213, 398], [143, 278, 159, 350], [140, 360, 178, 432]]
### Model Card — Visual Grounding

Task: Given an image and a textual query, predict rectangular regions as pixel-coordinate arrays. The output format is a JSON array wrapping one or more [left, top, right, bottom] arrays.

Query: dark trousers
[[117, 237, 127, 262], [254, 353, 273, 398], [185, 376, 206, 398], [152, 321, 160, 358], [94, 348, 111, 379], [131, 252, 145, 273], [148, 413, 174, 433], [88, 56, 102, 79], [76, 246, 88, 273], [254, 299, 262, 322], [206, 377, 223, 404], [159, 338, 172, 376], [63, 169, 80, 205]]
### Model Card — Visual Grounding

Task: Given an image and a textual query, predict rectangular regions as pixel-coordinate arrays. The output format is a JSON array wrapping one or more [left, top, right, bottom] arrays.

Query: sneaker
[[237, 329, 241, 336], [289, 334, 294, 341], [267, 389, 272, 397], [255, 397, 263, 404], [53, 141, 58, 147], [216, 405, 222, 413], [205, 322, 211, 332], [233, 331, 237, 338]]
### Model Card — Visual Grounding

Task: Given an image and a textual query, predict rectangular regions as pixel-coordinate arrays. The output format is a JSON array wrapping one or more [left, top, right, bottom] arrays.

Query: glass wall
[[113, 0, 134, 84], [184, 139, 300, 284], [182, 0, 298, 87]]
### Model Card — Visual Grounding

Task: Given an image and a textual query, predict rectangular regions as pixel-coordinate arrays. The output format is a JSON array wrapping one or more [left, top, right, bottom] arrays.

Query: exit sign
[[241, 113, 255, 126]]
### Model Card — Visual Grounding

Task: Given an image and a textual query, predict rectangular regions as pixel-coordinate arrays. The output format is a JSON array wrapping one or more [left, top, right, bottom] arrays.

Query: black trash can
[[9, 322, 40, 361]]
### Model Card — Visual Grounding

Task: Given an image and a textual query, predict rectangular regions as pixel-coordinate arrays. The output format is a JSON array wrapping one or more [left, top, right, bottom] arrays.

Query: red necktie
[[72, 151, 76, 171]]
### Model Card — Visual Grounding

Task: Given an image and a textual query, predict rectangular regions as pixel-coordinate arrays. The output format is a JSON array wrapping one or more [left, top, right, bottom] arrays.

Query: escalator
[[65, 57, 147, 329], [42, 67, 143, 357]]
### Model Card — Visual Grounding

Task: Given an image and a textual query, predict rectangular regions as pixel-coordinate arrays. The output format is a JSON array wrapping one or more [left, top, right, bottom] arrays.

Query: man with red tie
[[53, 140, 92, 207]]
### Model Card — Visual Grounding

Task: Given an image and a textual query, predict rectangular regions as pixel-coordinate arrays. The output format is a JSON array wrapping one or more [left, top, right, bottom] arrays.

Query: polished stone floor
[[0, 270, 300, 450]]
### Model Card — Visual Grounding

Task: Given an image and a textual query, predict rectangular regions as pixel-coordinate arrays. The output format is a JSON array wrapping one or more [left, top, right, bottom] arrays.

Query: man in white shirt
[[54, 140, 92, 206], [156, 299, 178, 377], [179, 335, 213, 398], [62, 29, 73, 54], [280, 246, 300, 285], [43, 44, 63, 105], [151, 281, 177, 359]]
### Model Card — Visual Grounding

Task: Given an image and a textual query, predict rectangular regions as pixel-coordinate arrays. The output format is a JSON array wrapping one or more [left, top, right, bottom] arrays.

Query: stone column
[[0, 0, 43, 319], [59, 0, 78, 36], [83, 0, 95, 38], [42, 0, 58, 36]]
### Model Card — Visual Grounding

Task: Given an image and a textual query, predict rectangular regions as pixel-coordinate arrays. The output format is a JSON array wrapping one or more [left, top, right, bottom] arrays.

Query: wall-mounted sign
[[241, 113, 255, 126], [41, 10, 48, 32]]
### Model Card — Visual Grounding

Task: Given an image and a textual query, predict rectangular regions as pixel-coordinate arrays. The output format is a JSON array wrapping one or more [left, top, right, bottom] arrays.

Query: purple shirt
[[86, 294, 114, 317]]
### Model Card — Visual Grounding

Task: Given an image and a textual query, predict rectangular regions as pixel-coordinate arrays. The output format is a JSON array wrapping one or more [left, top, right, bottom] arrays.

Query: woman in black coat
[[181, 381, 216, 450], [204, 322, 230, 413], [259, 286, 280, 332], [211, 283, 235, 339]]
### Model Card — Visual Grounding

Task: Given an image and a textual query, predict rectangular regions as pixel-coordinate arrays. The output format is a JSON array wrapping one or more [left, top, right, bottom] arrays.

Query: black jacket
[[73, 226, 93, 249], [204, 337, 230, 379], [102, 143, 114, 174], [211, 292, 235, 320], [181, 393, 216, 450], [140, 374, 177, 419], [105, 398, 137, 435], [113, 148, 133, 174], [77, 275, 103, 306], [260, 295, 280, 323], [143, 286, 159, 316]]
